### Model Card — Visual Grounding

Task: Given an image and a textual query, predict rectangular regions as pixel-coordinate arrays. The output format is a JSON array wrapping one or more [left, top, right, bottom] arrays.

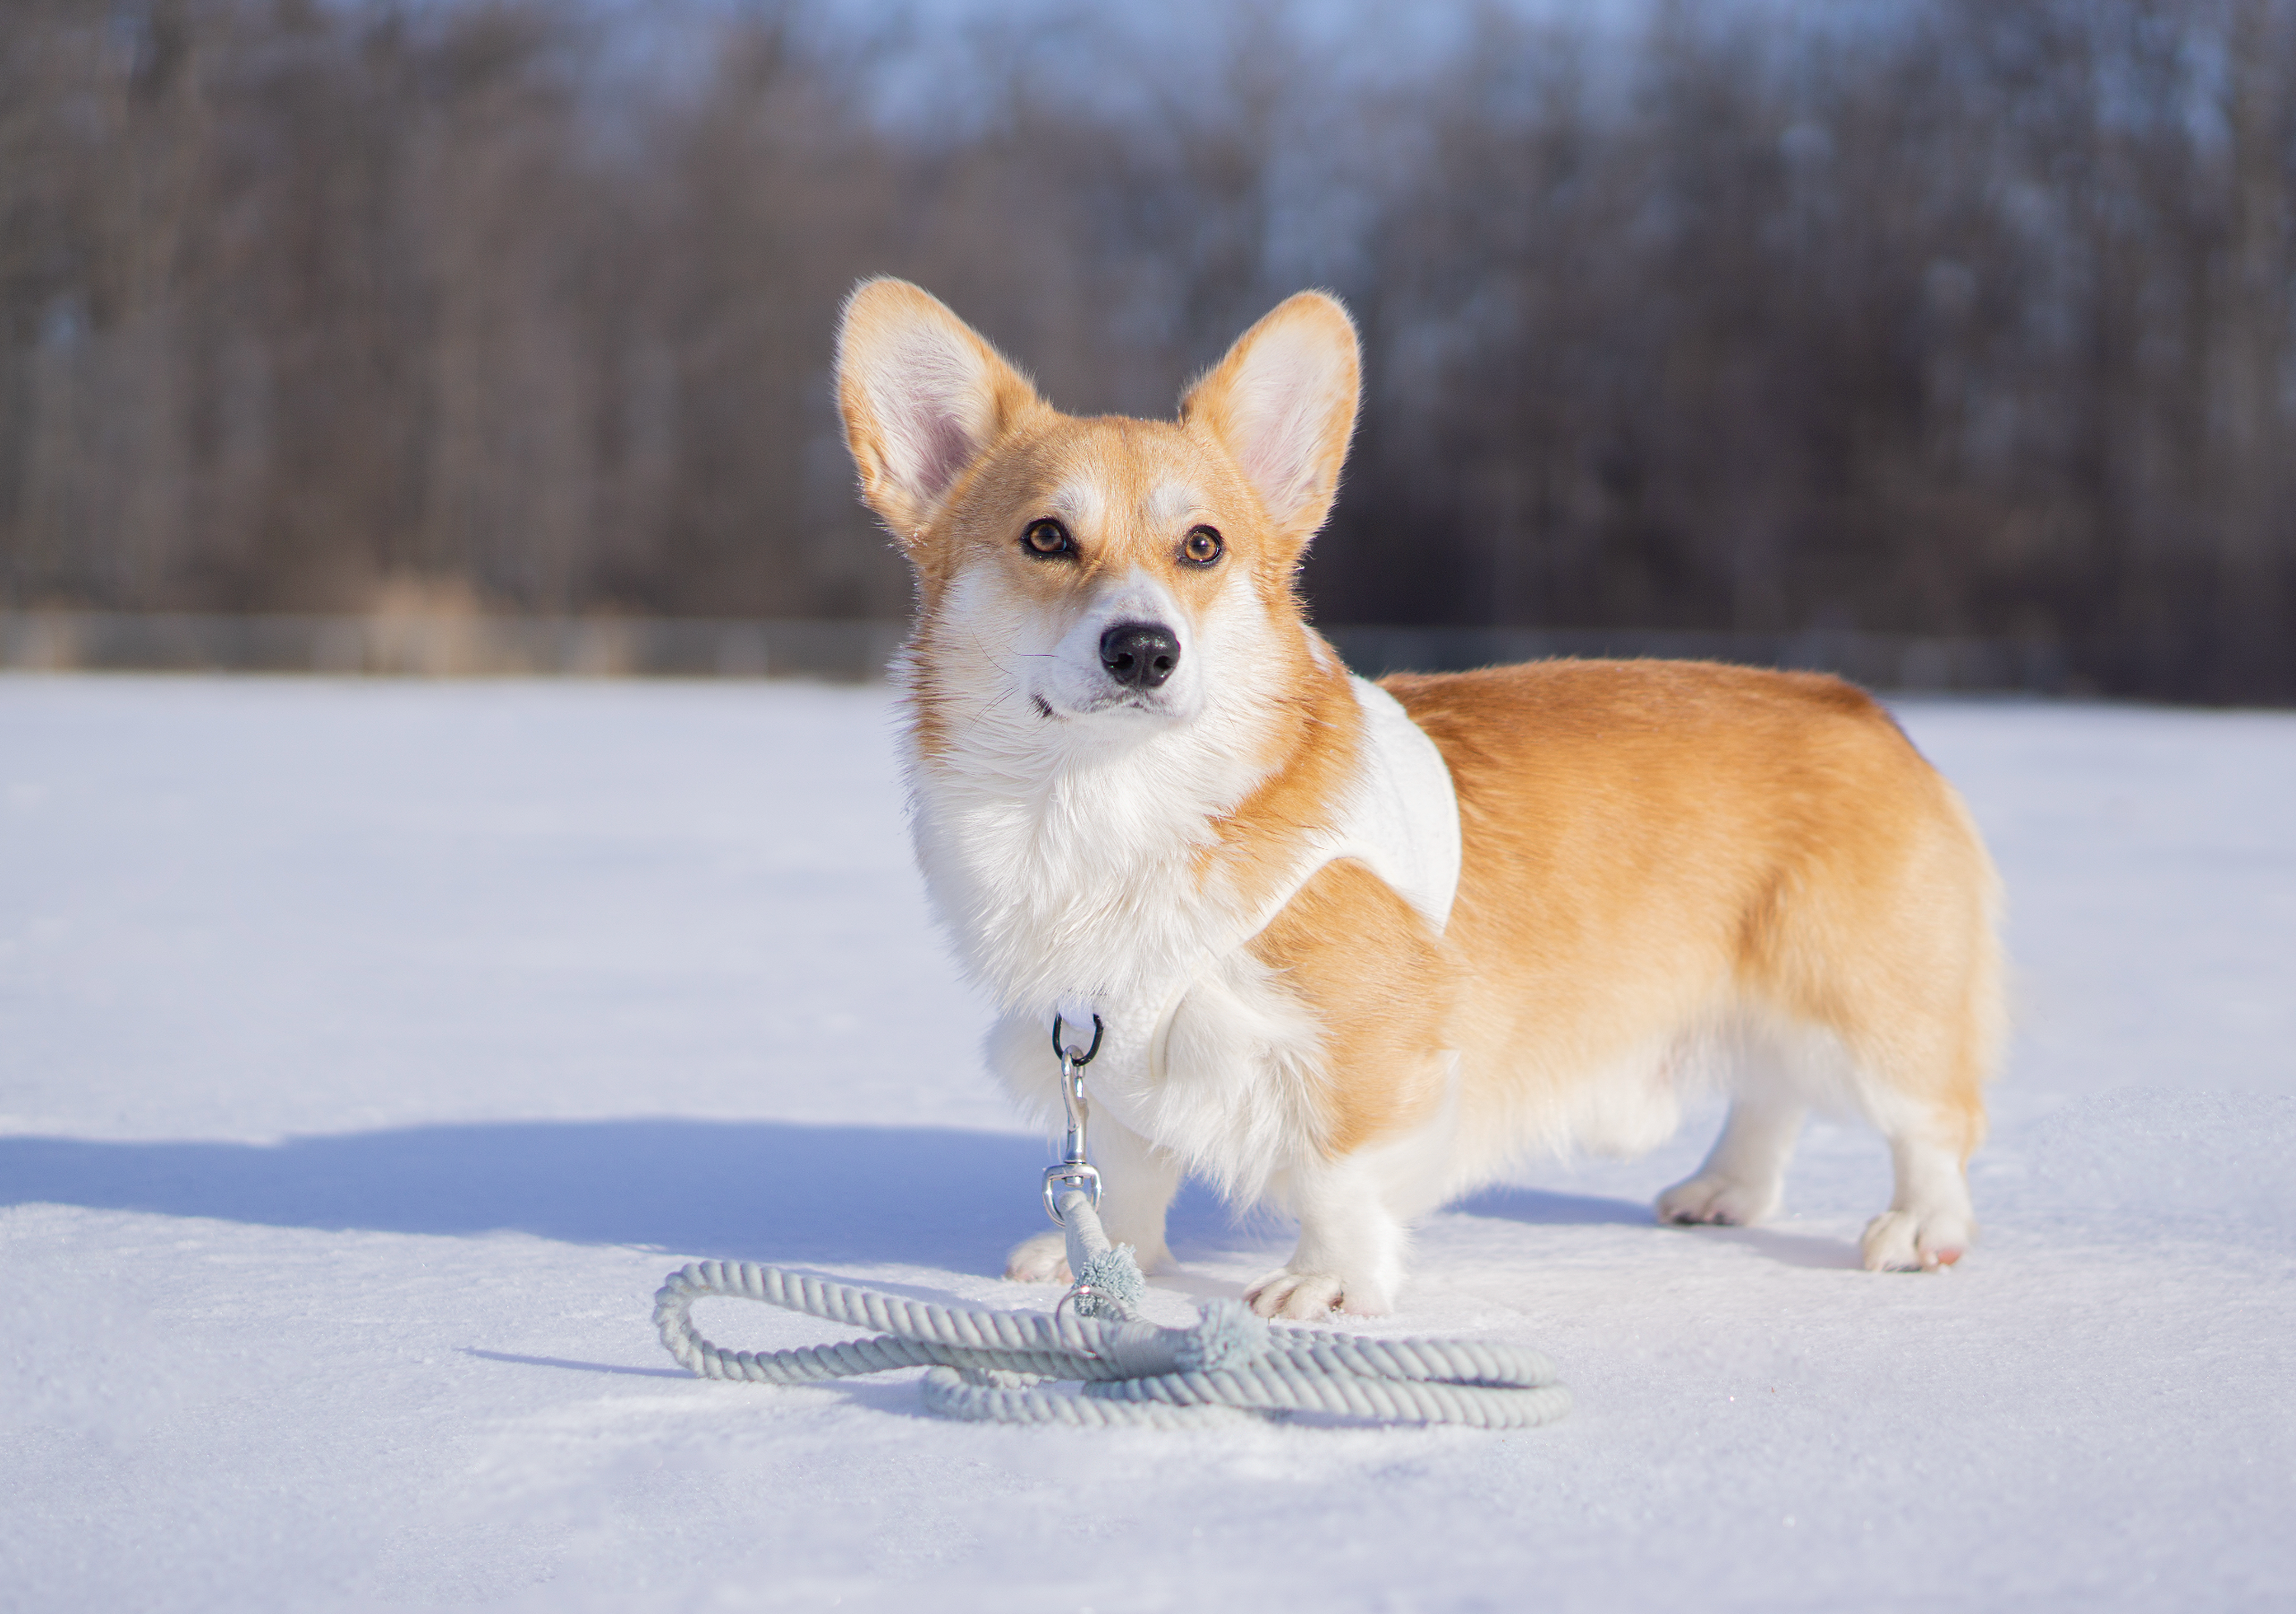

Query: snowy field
[[3, 674, 2291, 1613]]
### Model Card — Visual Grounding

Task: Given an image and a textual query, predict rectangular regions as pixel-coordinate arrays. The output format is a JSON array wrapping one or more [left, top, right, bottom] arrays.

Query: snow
[[2, 675, 2291, 1612]]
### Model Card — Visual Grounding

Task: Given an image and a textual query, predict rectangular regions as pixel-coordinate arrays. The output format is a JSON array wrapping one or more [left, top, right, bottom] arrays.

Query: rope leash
[[654, 1189, 1572, 1429], [653, 1015, 1573, 1428]]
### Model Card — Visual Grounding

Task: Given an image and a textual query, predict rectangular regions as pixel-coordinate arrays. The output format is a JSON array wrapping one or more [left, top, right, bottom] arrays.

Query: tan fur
[[1382, 660, 2001, 1167], [1247, 857, 1458, 1157], [1235, 657, 2002, 1187]]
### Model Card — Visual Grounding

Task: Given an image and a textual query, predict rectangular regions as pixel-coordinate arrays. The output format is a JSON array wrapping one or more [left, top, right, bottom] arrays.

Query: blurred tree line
[[3, 0, 2292, 699]]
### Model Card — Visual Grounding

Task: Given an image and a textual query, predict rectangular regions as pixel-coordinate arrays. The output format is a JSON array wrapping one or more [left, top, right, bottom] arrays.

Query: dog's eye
[[1021, 518, 1073, 558], [1179, 525, 1224, 566]]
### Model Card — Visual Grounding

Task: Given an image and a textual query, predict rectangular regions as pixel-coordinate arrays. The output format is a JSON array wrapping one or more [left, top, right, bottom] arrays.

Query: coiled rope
[[653, 1192, 1573, 1429]]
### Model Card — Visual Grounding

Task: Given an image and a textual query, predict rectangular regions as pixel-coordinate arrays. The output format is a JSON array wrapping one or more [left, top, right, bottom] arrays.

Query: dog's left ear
[[1182, 292, 1360, 548]]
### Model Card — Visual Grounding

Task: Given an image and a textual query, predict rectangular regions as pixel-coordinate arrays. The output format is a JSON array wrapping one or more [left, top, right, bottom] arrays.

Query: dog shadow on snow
[[0, 1117, 1849, 1277], [0, 1118, 1088, 1270]]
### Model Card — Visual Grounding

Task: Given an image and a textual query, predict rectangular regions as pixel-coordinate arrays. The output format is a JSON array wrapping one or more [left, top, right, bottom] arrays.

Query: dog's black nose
[[1099, 622, 1181, 691]]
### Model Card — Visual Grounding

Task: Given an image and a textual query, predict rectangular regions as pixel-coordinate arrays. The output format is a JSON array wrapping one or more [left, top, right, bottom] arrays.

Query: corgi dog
[[833, 277, 2003, 1318]]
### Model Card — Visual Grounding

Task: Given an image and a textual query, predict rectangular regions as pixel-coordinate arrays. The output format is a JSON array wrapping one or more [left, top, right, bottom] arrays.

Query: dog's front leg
[[1246, 1150, 1410, 1319], [1003, 1112, 1182, 1283]]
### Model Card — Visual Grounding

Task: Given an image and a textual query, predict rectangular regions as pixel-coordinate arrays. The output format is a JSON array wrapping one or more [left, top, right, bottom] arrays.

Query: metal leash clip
[[1042, 1013, 1104, 1225]]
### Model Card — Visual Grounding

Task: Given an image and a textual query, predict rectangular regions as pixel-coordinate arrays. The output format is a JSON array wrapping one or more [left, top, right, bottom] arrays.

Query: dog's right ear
[[835, 279, 1043, 545]]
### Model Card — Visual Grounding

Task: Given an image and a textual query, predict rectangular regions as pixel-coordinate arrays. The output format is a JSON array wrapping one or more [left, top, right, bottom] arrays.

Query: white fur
[[906, 538, 1466, 1230], [907, 562, 1277, 1016], [1314, 670, 1461, 936], [914, 551, 1305, 1183]]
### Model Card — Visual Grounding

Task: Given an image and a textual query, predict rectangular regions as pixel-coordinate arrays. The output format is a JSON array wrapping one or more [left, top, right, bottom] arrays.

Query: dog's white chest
[[932, 675, 1460, 1191], [1050, 675, 1458, 1034]]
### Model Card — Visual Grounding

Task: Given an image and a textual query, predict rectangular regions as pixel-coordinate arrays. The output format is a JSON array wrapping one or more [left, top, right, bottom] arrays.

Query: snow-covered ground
[[2, 675, 2290, 1612]]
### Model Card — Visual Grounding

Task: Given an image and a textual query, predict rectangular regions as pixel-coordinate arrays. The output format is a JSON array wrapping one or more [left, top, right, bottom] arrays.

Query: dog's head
[[835, 280, 1358, 740]]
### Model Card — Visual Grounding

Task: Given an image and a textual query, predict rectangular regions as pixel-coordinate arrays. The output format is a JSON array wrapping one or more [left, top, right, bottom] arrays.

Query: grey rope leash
[[653, 1192, 1573, 1429], [652, 1015, 1573, 1429]]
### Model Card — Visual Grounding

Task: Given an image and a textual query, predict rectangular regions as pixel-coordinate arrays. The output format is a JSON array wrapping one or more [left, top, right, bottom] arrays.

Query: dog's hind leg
[[1851, 974, 1994, 1270], [1859, 1108, 1978, 1270], [1004, 1114, 1182, 1282], [1762, 788, 2003, 1272]]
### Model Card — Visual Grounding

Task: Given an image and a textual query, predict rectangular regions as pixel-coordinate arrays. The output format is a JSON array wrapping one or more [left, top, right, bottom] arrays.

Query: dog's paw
[[1244, 1269, 1389, 1320], [1860, 1209, 1972, 1272], [1656, 1172, 1779, 1227], [1003, 1229, 1071, 1285]]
